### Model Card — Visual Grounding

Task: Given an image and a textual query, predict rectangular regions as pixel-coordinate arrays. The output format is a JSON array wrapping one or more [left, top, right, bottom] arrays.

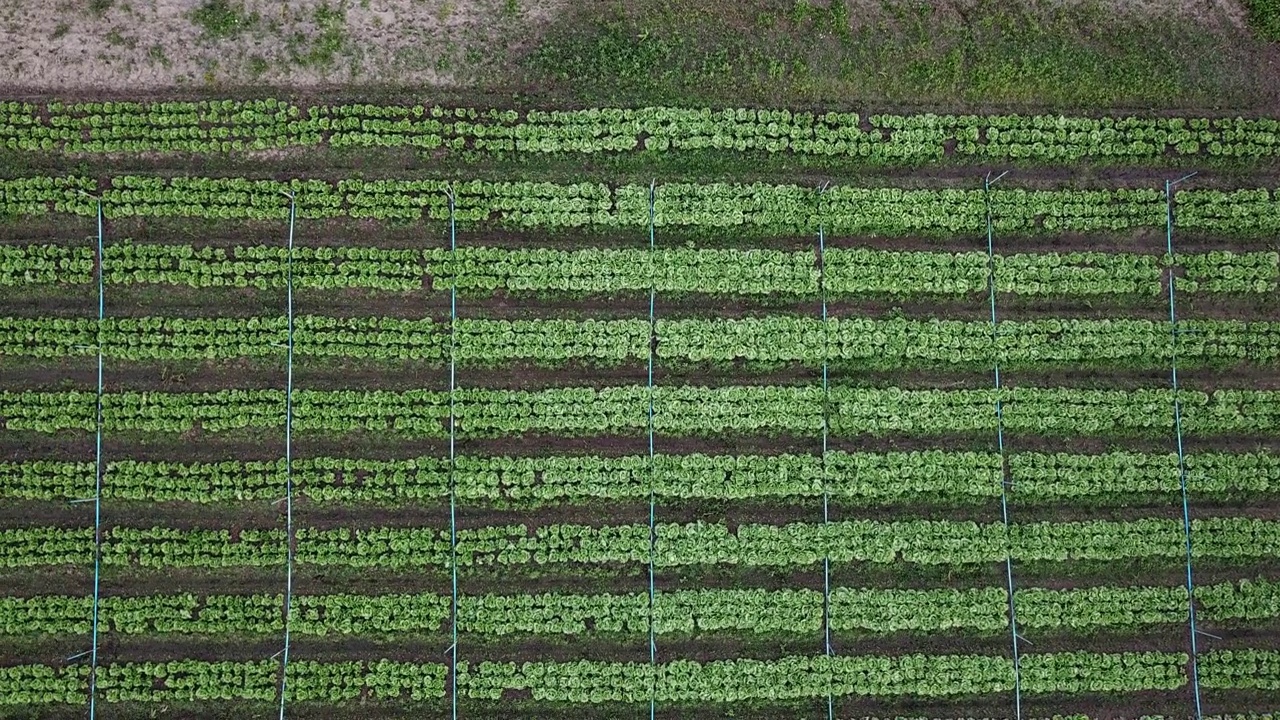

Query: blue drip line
[[646, 180, 657, 720], [985, 174, 1021, 720], [818, 219, 833, 720], [1166, 177, 1204, 720], [88, 199, 104, 720], [448, 190, 459, 720], [278, 195, 297, 720]]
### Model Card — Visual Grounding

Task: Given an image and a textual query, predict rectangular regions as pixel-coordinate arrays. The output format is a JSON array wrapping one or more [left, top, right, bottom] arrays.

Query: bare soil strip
[[5, 430, 1278, 467], [12, 282, 1280, 322]]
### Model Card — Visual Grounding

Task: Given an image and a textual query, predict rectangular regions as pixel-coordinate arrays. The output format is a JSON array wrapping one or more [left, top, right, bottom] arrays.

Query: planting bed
[[1, 100, 1279, 720]]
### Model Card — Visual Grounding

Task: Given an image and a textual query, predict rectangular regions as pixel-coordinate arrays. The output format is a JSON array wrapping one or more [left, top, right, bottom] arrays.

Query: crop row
[[2, 578, 1276, 637], [3, 177, 1277, 233], [3, 450, 1276, 505], [455, 650, 1269, 702], [0, 659, 444, 705], [2, 386, 1278, 437], [5, 243, 1276, 296], [4, 315, 1277, 369], [6, 650, 1278, 705], [3, 99, 1278, 164], [3, 517, 1276, 569]]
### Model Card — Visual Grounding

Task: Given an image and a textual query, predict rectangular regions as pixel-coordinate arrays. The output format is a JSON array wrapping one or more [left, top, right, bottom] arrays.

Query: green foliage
[[242, 55, 268, 76], [1201, 649, 1280, 690], [830, 587, 1007, 632], [5, 242, 1276, 299], [1017, 586, 1187, 630], [0, 652, 1197, 705], [4, 385, 1280, 438], [191, 0, 253, 40], [520, 0, 1259, 108], [16, 314, 1277, 371], [11, 651, 1280, 704], [4, 579, 1280, 640], [3, 100, 1280, 167], [4, 517, 1279, 570], [1019, 651, 1186, 693], [0, 659, 445, 704], [1243, 0, 1280, 41], [8, 175, 1280, 237], [5, 450, 1280, 506], [0, 527, 92, 567], [531, 20, 673, 96], [0, 315, 445, 362], [0, 664, 85, 704], [458, 653, 1010, 701], [1196, 577, 1280, 624], [286, 3, 347, 68]]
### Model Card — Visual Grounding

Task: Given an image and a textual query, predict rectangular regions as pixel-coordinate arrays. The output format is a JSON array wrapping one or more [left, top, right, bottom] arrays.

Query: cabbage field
[[1, 99, 1279, 720]]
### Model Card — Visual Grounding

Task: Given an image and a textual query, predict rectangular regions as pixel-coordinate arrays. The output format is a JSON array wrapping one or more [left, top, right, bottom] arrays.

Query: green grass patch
[[1243, 0, 1280, 40], [525, 0, 1269, 110], [191, 0, 257, 40], [285, 2, 347, 69]]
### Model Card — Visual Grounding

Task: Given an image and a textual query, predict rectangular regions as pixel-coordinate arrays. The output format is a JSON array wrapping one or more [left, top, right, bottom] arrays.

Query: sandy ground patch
[[0, 0, 565, 92]]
